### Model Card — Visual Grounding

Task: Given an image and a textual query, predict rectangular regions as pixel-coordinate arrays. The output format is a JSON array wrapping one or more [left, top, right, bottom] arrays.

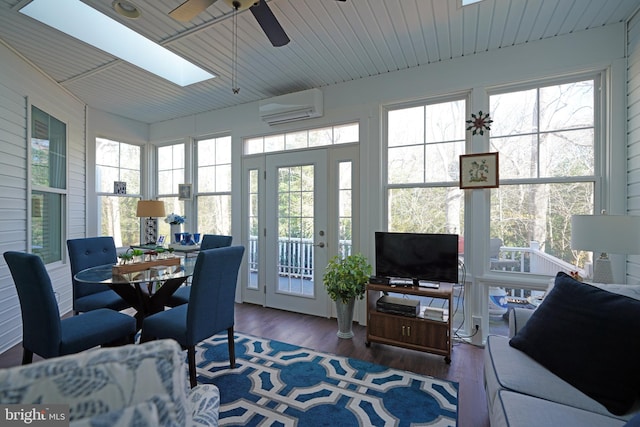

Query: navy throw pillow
[[509, 272, 640, 415]]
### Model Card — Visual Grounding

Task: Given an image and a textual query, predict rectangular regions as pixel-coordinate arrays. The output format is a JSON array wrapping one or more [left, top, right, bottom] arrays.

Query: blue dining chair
[[142, 246, 245, 388], [3, 251, 137, 365], [200, 234, 233, 250], [167, 234, 234, 307], [67, 237, 131, 314]]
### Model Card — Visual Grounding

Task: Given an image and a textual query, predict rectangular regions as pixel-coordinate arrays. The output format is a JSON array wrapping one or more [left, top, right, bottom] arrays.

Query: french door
[[263, 150, 329, 316], [242, 145, 358, 318]]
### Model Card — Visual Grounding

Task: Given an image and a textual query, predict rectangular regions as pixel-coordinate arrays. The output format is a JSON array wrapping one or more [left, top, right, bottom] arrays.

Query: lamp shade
[[571, 214, 640, 255], [136, 200, 165, 218]]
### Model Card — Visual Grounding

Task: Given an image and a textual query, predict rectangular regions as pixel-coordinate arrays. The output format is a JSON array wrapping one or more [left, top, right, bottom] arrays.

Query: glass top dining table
[[74, 257, 197, 329], [74, 257, 197, 285]]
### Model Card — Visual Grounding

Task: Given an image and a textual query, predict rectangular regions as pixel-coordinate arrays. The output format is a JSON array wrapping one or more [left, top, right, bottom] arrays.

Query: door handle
[[314, 242, 325, 248]]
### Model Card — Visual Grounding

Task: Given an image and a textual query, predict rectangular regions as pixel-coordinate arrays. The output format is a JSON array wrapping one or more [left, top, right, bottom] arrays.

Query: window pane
[[197, 195, 231, 235], [490, 89, 538, 136], [96, 138, 141, 194], [31, 106, 66, 190], [308, 127, 332, 147], [158, 197, 184, 238], [248, 169, 259, 290], [425, 141, 463, 182], [540, 129, 594, 177], [334, 123, 359, 144], [31, 191, 63, 263], [388, 146, 424, 184], [96, 165, 120, 193], [490, 135, 536, 179], [490, 183, 594, 270], [539, 81, 593, 131], [388, 187, 463, 234], [338, 161, 352, 257], [158, 144, 184, 195], [388, 106, 424, 147], [98, 196, 139, 247], [425, 100, 465, 143]]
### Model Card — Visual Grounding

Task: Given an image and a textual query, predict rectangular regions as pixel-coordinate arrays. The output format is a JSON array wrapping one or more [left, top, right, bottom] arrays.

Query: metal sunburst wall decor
[[466, 111, 493, 135]]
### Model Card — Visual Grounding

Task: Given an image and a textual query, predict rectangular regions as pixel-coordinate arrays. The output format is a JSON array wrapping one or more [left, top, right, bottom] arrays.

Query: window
[[488, 78, 596, 274], [158, 143, 185, 239], [385, 99, 466, 235], [196, 136, 232, 235], [31, 106, 66, 264], [96, 138, 141, 247], [245, 123, 358, 155]]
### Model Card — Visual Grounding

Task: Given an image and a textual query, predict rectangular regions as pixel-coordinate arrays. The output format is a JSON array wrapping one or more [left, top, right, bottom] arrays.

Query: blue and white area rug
[[195, 333, 458, 426]]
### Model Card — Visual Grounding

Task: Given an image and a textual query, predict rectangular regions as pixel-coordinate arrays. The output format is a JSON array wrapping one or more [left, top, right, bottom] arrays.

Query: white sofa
[[484, 274, 640, 427], [0, 339, 220, 426]]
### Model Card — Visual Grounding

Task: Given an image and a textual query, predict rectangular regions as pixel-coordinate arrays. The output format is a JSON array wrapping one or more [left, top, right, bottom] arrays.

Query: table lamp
[[570, 213, 640, 283], [136, 200, 166, 245]]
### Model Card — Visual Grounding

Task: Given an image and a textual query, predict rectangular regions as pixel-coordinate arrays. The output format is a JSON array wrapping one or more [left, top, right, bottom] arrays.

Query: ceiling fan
[[169, 0, 346, 47]]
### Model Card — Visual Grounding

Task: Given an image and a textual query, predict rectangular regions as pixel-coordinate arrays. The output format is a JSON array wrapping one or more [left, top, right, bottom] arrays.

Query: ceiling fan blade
[[169, 0, 218, 22], [250, 1, 290, 47]]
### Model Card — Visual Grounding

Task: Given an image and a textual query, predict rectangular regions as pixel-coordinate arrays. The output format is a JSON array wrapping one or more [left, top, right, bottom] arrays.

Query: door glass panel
[[277, 165, 315, 297], [339, 161, 352, 257], [248, 169, 259, 290]]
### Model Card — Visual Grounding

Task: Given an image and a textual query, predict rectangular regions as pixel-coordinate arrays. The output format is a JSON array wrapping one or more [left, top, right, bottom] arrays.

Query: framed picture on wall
[[459, 152, 499, 189], [178, 183, 192, 200]]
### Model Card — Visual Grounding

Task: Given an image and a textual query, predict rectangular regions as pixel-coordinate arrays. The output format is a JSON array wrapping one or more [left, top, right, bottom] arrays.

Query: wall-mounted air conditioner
[[258, 88, 323, 125]]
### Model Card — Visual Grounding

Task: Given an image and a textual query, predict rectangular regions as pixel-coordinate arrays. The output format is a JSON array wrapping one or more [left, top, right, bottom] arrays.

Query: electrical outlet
[[472, 316, 482, 332]]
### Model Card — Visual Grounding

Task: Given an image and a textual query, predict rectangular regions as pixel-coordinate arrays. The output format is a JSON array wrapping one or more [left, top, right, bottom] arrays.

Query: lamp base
[[592, 256, 613, 284], [143, 217, 157, 245]]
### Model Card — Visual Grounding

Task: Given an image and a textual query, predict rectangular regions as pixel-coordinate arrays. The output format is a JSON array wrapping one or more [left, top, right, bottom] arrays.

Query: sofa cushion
[[509, 272, 640, 415], [484, 335, 629, 419], [493, 390, 626, 427]]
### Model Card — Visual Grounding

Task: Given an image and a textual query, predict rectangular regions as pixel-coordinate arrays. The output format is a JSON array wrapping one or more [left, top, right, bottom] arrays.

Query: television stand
[[365, 282, 453, 363]]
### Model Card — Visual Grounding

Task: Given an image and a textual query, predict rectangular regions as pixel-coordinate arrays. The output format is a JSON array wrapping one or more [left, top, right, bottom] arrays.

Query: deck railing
[[493, 241, 585, 277], [248, 236, 352, 279], [248, 237, 583, 281]]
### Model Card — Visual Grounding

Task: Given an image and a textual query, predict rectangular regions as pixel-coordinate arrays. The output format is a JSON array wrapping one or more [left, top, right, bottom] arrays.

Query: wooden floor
[[0, 303, 490, 427]]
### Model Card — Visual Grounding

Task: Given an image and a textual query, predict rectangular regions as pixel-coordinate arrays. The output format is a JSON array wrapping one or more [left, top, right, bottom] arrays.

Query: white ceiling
[[1, 0, 638, 124]]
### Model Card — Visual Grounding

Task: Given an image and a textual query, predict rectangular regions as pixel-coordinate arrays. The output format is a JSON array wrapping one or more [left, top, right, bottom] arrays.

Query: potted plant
[[323, 253, 372, 339]]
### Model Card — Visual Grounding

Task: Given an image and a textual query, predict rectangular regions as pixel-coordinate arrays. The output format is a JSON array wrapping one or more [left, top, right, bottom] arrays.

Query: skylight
[[20, 0, 215, 86], [462, 0, 483, 5]]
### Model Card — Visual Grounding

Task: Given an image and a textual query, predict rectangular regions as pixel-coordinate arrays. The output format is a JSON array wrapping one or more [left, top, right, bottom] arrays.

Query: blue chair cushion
[[59, 309, 136, 356], [74, 289, 131, 313], [167, 286, 190, 306], [143, 305, 189, 345]]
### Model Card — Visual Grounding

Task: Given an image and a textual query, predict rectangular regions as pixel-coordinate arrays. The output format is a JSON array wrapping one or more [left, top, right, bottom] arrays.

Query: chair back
[[200, 234, 233, 250], [67, 237, 118, 301], [186, 246, 244, 345], [490, 238, 503, 260], [4, 251, 62, 358]]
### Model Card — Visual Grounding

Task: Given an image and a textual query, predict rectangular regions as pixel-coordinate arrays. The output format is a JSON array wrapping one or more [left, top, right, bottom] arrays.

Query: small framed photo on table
[[459, 152, 499, 189], [178, 184, 192, 200]]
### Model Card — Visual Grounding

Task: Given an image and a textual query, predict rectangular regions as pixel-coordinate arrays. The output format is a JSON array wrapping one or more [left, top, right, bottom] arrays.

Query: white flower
[[164, 213, 185, 225]]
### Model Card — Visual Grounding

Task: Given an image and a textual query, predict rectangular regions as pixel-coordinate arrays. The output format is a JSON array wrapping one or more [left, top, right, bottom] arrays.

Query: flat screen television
[[375, 232, 459, 284]]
